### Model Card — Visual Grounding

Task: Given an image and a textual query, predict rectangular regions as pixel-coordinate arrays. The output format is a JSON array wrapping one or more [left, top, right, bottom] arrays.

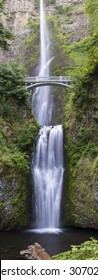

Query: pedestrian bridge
[[25, 76, 72, 89]]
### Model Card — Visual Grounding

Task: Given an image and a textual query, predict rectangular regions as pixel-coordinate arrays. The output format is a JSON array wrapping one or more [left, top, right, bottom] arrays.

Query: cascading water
[[33, 126, 64, 230], [32, 0, 53, 125], [32, 0, 64, 231]]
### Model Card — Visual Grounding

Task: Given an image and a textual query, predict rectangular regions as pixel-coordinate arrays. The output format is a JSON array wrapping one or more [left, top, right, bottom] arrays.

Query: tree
[[0, 63, 29, 102]]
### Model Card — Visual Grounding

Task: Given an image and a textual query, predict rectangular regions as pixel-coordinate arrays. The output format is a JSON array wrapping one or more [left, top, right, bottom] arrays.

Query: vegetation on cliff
[[0, 63, 38, 175], [0, 1, 39, 228], [0, 0, 14, 50], [0, 0, 6, 11], [0, 62, 38, 229], [63, 0, 98, 227]]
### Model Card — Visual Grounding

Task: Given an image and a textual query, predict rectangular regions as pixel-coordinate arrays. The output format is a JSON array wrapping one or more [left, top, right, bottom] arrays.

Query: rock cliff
[[0, 0, 87, 67]]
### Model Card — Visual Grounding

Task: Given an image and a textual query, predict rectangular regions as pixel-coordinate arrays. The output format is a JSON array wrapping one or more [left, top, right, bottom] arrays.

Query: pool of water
[[0, 227, 98, 259]]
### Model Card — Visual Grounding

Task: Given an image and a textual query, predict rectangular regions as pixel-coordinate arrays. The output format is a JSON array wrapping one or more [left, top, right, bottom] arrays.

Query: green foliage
[[53, 239, 98, 260], [0, 63, 29, 103], [64, 0, 98, 164], [0, 66, 38, 227], [11, 194, 21, 206], [14, 122, 38, 153], [62, 0, 98, 228], [0, 202, 4, 211], [66, 141, 98, 167], [23, 18, 40, 72], [46, 0, 55, 4], [0, 113, 38, 174], [0, 22, 14, 50], [0, 99, 19, 118], [66, 0, 98, 79], [66, 35, 98, 78], [34, 0, 40, 8], [77, 127, 93, 141], [10, 180, 29, 228], [47, 13, 75, 78], [0, 0, 6, 12], [0, 62, 39, 175], [1, 147, 29, 173], [0, 60, 38, 229], [56, 5, 72, 16], [92, 113, 98, 122], [0, 1, 14, 50], [85, 0, 98, 34]]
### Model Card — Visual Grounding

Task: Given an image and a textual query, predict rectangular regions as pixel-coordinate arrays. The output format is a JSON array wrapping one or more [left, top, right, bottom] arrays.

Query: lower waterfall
[[32, 125, 64, 230]]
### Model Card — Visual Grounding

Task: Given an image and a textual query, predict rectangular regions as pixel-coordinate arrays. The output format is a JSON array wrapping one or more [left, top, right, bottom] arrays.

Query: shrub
[[53, 239, 98, 260], [0, 63, 29, 103]]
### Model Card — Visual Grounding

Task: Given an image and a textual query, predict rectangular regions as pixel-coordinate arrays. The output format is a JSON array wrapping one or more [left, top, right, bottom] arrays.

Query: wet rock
[[20, 243, 52, 260]]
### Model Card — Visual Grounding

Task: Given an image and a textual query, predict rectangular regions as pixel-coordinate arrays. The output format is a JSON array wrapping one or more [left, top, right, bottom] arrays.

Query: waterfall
[[33, 126, 64, 230], [32, 0, 53, 125], [32, 0, 64, 232]]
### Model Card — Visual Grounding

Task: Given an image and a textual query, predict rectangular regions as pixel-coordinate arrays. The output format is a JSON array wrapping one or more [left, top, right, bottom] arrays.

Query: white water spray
[[32, 0, 64, 231]]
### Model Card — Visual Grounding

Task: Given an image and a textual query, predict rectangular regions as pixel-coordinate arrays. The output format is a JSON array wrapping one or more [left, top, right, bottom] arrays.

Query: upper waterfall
[[32, 0, 53, 125]]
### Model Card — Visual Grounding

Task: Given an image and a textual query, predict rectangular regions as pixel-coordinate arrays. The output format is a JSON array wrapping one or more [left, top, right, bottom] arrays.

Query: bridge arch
[[26, 81, 72, 89], [24, 76, 72, 90]]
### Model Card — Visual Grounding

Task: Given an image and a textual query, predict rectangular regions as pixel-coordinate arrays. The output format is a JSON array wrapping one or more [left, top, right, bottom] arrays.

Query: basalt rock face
[[0, 0, 38, 63], [0, 0, 87, 66]]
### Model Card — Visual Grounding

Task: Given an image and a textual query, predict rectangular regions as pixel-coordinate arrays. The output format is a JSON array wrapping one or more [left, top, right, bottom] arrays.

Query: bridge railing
[[25, 76, 71, 83]]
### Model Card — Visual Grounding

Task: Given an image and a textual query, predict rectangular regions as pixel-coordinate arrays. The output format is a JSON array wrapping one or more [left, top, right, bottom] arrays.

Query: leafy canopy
[[0, 63, 29, 102]]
